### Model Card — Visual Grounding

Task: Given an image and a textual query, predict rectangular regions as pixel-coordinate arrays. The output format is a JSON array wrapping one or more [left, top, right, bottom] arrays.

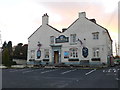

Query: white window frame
[[70, 34, 76, 44], [93, 48, 99, 58], [92, 32, 99, 40], [31, 50, 35, 59], [50, 36, 54, 44], [44, 49, 49, 59], [69, 48, 78, 58]]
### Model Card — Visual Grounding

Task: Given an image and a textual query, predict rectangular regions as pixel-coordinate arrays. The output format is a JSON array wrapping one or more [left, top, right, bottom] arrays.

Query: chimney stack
[[42, 13, 49, 25], [79, 12, 86, 18]]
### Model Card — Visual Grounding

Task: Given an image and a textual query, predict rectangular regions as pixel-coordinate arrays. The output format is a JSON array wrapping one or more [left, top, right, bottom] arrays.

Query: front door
[[54, 51, 59, 64]]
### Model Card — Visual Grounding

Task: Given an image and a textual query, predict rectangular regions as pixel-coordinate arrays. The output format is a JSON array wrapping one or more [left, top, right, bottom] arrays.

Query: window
[[70, 34, 76, 44], [69, 48, 78, 58], [92, 32, 99, 39], [50, 36, 54, 44], [44, 49, 49, 58], [93, 48, 99, 57], [64, 51, 69, 58], [37, 50, 41, 59], [31, 50, 35, 59]]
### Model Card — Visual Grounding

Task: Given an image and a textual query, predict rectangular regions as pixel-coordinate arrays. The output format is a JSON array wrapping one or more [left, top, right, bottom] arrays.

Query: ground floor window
[[37, 50, 41, 59], [44, 49, 49, 58], [69, 48, 78, 58], [93, 48, 99, 57], [64, 51, 69, 58], [31, 50, 35, 59]]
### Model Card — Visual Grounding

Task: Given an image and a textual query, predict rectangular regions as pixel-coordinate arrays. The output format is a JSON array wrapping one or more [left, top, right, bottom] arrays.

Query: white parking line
[[108, 69, 111, 72], [22, 69, 44, 74], [61, 69, 76, 74], [116, 78, 120, 81], [85, 69, 96, 75], [9, 70, 19, 72], [103, 70, 105, 72], [113, 69, 117, 73], [9, 68, 30, 72], [41, 69, 58, 74]]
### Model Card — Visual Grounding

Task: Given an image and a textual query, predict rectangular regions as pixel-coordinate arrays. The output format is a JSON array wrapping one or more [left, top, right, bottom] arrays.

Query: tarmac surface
[[1, 66, 120, 89]]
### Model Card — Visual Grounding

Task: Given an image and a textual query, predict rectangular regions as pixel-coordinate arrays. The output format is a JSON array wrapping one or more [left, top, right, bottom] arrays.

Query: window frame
[[92, 48, 100, 58], [70, 34, 77, 44], [50, 36, 54, 44], [92, 32, 99, 40], [44, 49, 49, 59], [69, 48, 78, 58]]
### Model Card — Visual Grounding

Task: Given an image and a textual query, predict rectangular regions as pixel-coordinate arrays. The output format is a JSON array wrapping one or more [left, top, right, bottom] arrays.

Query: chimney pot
[[42, 13, 49, 25], [79, 12, 86, 18]]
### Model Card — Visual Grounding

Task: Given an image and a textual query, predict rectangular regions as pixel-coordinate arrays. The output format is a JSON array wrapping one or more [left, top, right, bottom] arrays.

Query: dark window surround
[[91, 58, 101, 61], [43, 59, 49, 61], [68, 58, 79, 61]]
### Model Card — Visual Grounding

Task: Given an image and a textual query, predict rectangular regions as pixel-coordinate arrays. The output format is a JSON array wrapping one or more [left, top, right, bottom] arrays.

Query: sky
[[0, 0, 119, 55]]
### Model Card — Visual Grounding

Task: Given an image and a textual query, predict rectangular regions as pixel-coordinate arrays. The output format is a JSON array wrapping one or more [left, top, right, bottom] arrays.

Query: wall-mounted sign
[[37, 50, 41, 59], [55, 35, 69, 43], [82, 47, 88, 58]]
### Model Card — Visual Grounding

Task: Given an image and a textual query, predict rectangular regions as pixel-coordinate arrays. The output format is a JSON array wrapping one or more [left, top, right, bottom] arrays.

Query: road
[[1, 66, 120, 89]]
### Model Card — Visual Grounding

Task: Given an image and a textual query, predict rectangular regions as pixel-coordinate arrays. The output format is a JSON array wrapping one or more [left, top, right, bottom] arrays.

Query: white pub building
[[27, 12, 113, 66]]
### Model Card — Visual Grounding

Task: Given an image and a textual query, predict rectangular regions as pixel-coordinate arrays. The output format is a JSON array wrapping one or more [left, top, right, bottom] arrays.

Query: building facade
[[27, 12, 113, 66]]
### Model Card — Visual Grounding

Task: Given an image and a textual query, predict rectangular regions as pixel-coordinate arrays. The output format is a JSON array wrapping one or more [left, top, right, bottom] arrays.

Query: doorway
[[54, 51, 59, 64]]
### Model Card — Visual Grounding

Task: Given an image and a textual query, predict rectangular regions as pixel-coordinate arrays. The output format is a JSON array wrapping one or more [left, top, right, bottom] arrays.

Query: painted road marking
[[85, 69, 96, 75], [113, 69, 117, 73], [103, 70, 105, 72], [108, 69, 111, 72], [22, 69, 44, 74], [116, 78, 120, 81], [61, 69, 76, 74], [9, 70, 19, 72], [9, 68, 30, 72], [41, 69, 58, 74]]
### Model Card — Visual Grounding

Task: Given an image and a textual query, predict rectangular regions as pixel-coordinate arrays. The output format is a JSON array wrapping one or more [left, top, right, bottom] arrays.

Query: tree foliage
[[13, 43, 28, 60], [2, 41, 14, 67]]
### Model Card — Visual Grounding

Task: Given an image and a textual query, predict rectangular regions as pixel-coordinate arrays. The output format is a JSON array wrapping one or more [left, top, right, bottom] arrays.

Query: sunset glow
[[0, 0, 119, 55]]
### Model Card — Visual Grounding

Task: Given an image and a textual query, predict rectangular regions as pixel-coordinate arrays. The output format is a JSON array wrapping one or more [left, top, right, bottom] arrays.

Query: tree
[[2, 41, 15, 67], [7, 41, 13, 61], [2, 41, 7, 50], [13, 43, 28, 60], [2, 47, 11, 67]]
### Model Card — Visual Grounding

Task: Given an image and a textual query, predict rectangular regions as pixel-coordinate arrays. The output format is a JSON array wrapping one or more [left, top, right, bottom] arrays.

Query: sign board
[[82, 47, 88, 58], [55, 35, 69, 43], [37, 50, 41, 59]]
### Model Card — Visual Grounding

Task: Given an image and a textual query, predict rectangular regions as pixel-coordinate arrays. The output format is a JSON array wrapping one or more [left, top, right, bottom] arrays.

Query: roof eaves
[[28, 25, 42, 39], [47, 24, 61, 33], [86, 18, 113, 42], [63, 18, 79, 32]]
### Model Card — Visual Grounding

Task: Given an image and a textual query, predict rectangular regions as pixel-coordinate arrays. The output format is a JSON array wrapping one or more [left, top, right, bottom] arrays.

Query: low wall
[[13, 59, 27, 65]]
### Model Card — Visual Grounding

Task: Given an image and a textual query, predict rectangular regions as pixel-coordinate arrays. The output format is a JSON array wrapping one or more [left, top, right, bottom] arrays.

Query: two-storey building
[[27, 12, 113, 66]]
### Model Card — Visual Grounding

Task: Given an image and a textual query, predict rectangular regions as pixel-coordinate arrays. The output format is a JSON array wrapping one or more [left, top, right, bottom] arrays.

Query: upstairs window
[[70, 34, 76, 44], [92, 32, 99, 40], [69, 48, 78, 58], [50, 36, 54, 44], [44, 49, 49, 58]]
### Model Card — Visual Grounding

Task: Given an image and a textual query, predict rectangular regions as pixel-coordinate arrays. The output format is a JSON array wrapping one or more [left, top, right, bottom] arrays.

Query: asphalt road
[[1, 66, 120, 89]]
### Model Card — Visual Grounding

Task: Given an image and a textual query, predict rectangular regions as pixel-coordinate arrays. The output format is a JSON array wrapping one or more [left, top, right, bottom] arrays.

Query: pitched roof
[[47, 24, 61, 33], [28, 24, 61, 39], [86, 18, 113, 42], [28, 25, 42, 39], [63, 17, 112, 42]]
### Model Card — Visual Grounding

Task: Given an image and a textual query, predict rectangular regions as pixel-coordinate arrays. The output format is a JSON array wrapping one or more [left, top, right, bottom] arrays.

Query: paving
[[1, 66, 120, 89]]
